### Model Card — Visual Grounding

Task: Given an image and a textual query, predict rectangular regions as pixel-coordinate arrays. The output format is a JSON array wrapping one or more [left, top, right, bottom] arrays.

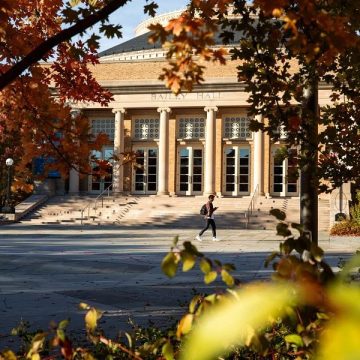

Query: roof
[[99, 29, 245, 57], [99, 32, 160, 57]]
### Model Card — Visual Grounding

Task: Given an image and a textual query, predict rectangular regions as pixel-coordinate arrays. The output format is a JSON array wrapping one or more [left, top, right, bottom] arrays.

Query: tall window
[[134, 118, 160, 140], [178, 117, 205, 139], [224, 116, 251, 139], [91, 119, 115, 140]]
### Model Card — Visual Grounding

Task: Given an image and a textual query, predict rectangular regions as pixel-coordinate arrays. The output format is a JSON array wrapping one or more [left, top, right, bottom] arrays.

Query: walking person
[[196, 194, 219, 241]]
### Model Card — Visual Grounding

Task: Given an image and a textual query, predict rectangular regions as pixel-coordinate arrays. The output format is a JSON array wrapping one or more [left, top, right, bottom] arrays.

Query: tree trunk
[[300, 80, 319, 245]]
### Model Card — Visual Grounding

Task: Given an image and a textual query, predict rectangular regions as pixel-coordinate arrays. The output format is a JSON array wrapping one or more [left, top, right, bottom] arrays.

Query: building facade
[[67, 11, 341, 202]]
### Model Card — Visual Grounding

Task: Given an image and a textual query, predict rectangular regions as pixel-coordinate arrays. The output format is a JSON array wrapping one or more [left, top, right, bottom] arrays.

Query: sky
[[99, 0, 189, 52]]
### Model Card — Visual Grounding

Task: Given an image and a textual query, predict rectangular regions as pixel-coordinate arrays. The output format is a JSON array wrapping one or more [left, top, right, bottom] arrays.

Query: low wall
[[0, 194, 48, 222]]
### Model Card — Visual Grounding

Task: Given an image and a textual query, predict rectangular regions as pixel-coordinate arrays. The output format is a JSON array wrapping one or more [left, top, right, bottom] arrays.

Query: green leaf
[[270, 209, 286, 221], [125, 332, 133, 349], [172, 236, 179, 246], [58, 319, 70, 330], [162, 252, 178, 278], [285, 334, 304, 347], [162, 341, 174, 360], [180, 284, 298, 360], [182, 253, 196, 272], [200, 258, 212, 274], [57, 329, 66, 342], [221, 269, 235, 287], [204, 271, 217, 284]]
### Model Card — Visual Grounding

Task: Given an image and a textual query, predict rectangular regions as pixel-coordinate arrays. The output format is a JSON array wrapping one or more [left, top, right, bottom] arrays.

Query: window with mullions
[[178, 117, 205, 139], [91, 119, 115, 141], [224, 116, 251, 139], [134, 118, 160, 140]]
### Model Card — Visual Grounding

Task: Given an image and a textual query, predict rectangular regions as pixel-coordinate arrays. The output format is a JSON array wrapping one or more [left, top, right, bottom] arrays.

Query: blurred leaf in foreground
[[180, 283, 298, 360]]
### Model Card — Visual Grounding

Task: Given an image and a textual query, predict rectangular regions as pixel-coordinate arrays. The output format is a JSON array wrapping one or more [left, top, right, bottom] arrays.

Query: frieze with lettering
[[151, 92, 221, 101]]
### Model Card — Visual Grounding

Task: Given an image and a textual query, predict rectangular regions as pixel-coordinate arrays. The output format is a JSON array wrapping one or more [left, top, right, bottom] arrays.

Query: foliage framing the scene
[[0, 0, 159, 196]]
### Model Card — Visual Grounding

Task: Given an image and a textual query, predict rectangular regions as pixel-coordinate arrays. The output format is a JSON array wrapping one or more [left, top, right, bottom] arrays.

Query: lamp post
[[2, 158, 15, 214]]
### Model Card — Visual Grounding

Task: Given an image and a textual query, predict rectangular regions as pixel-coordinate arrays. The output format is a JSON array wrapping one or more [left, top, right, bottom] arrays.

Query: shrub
[[330, 220, 360, 236], [350, 190, 360, 226]]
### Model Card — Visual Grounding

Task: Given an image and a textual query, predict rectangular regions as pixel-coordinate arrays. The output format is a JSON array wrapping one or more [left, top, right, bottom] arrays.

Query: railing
[[80, 183, 113, 225], [245, 184, 259, 229]]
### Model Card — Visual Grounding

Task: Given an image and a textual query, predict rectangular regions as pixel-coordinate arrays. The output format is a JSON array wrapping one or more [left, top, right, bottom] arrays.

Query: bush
[[350, 190, 360, 226], [330, 220, 360, 236]]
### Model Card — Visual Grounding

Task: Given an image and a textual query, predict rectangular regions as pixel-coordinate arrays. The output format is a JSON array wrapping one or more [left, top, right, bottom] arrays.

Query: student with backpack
[[196, 194, 219, 242]]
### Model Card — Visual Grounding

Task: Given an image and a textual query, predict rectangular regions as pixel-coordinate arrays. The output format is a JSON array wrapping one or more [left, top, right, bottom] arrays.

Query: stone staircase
[[20, 195, 330, 232], [21, 195, 140, 226], [116, 196, 253, 229]]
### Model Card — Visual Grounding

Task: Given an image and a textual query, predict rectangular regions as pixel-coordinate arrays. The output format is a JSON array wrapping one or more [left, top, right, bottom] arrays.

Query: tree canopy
[[152, 0, 360, 190], [0, 0, 158, 193]]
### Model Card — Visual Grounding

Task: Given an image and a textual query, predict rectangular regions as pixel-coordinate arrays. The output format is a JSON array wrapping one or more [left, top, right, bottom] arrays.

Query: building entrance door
[[271, 147, 299, 196], [223, 146, 251, 196], [177, 146, 203, 195], [132, 147, 158, 194], [89, 147, 114, 194]]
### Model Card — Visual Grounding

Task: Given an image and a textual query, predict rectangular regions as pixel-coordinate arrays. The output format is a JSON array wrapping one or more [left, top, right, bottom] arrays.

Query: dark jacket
[[206, 201, 214, 218]]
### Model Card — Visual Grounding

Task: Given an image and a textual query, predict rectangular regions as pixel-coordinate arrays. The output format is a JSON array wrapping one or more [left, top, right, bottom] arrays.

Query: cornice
[[49, 81, 333, 96]]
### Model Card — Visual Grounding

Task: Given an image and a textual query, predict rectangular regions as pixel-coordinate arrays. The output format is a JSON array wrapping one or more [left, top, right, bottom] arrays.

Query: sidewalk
[[0, 224, 357, 345]]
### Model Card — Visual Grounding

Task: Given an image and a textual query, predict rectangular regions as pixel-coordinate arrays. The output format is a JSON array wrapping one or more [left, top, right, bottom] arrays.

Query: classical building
[[65, 10, 350, 216]]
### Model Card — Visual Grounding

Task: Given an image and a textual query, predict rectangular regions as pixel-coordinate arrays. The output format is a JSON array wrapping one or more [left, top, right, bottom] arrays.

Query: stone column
[[157, 107, 171, 195], [253, 114, 263, 195], [69, 169, 79, 193], [112, 108, 126, 193], [204, 106, 217, 195], [69, 108, 81, 194]]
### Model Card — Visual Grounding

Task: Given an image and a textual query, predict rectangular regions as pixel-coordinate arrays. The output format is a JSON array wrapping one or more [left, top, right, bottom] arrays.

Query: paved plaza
[[0, 223, 358, 346]]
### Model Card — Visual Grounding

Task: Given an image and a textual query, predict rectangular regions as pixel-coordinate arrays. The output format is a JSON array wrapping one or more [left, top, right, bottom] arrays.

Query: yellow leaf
[[182, 253, 196, 272], [177, 314, 194, 338], [2, 350, 17, 360], [221, 269, 235, 287], [316, 285, 360, 360], [79, 302, 90, 310], [85, 308, 101, 332], [180, 284, 298, 360], [200, 258, 212, 274], [204, 271, 217, 284]]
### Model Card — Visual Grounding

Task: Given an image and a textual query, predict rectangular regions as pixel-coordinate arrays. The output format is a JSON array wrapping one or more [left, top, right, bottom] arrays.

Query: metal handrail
[[245, 184, 259, 229], [80, 183, 113, 225]]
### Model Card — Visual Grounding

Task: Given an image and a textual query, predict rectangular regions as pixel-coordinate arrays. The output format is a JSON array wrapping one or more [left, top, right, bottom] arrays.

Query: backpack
[[200, 204, 208, 216]]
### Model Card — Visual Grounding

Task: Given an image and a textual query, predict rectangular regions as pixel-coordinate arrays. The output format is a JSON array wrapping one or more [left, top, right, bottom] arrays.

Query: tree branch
[[0, 0, 129, 91]]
